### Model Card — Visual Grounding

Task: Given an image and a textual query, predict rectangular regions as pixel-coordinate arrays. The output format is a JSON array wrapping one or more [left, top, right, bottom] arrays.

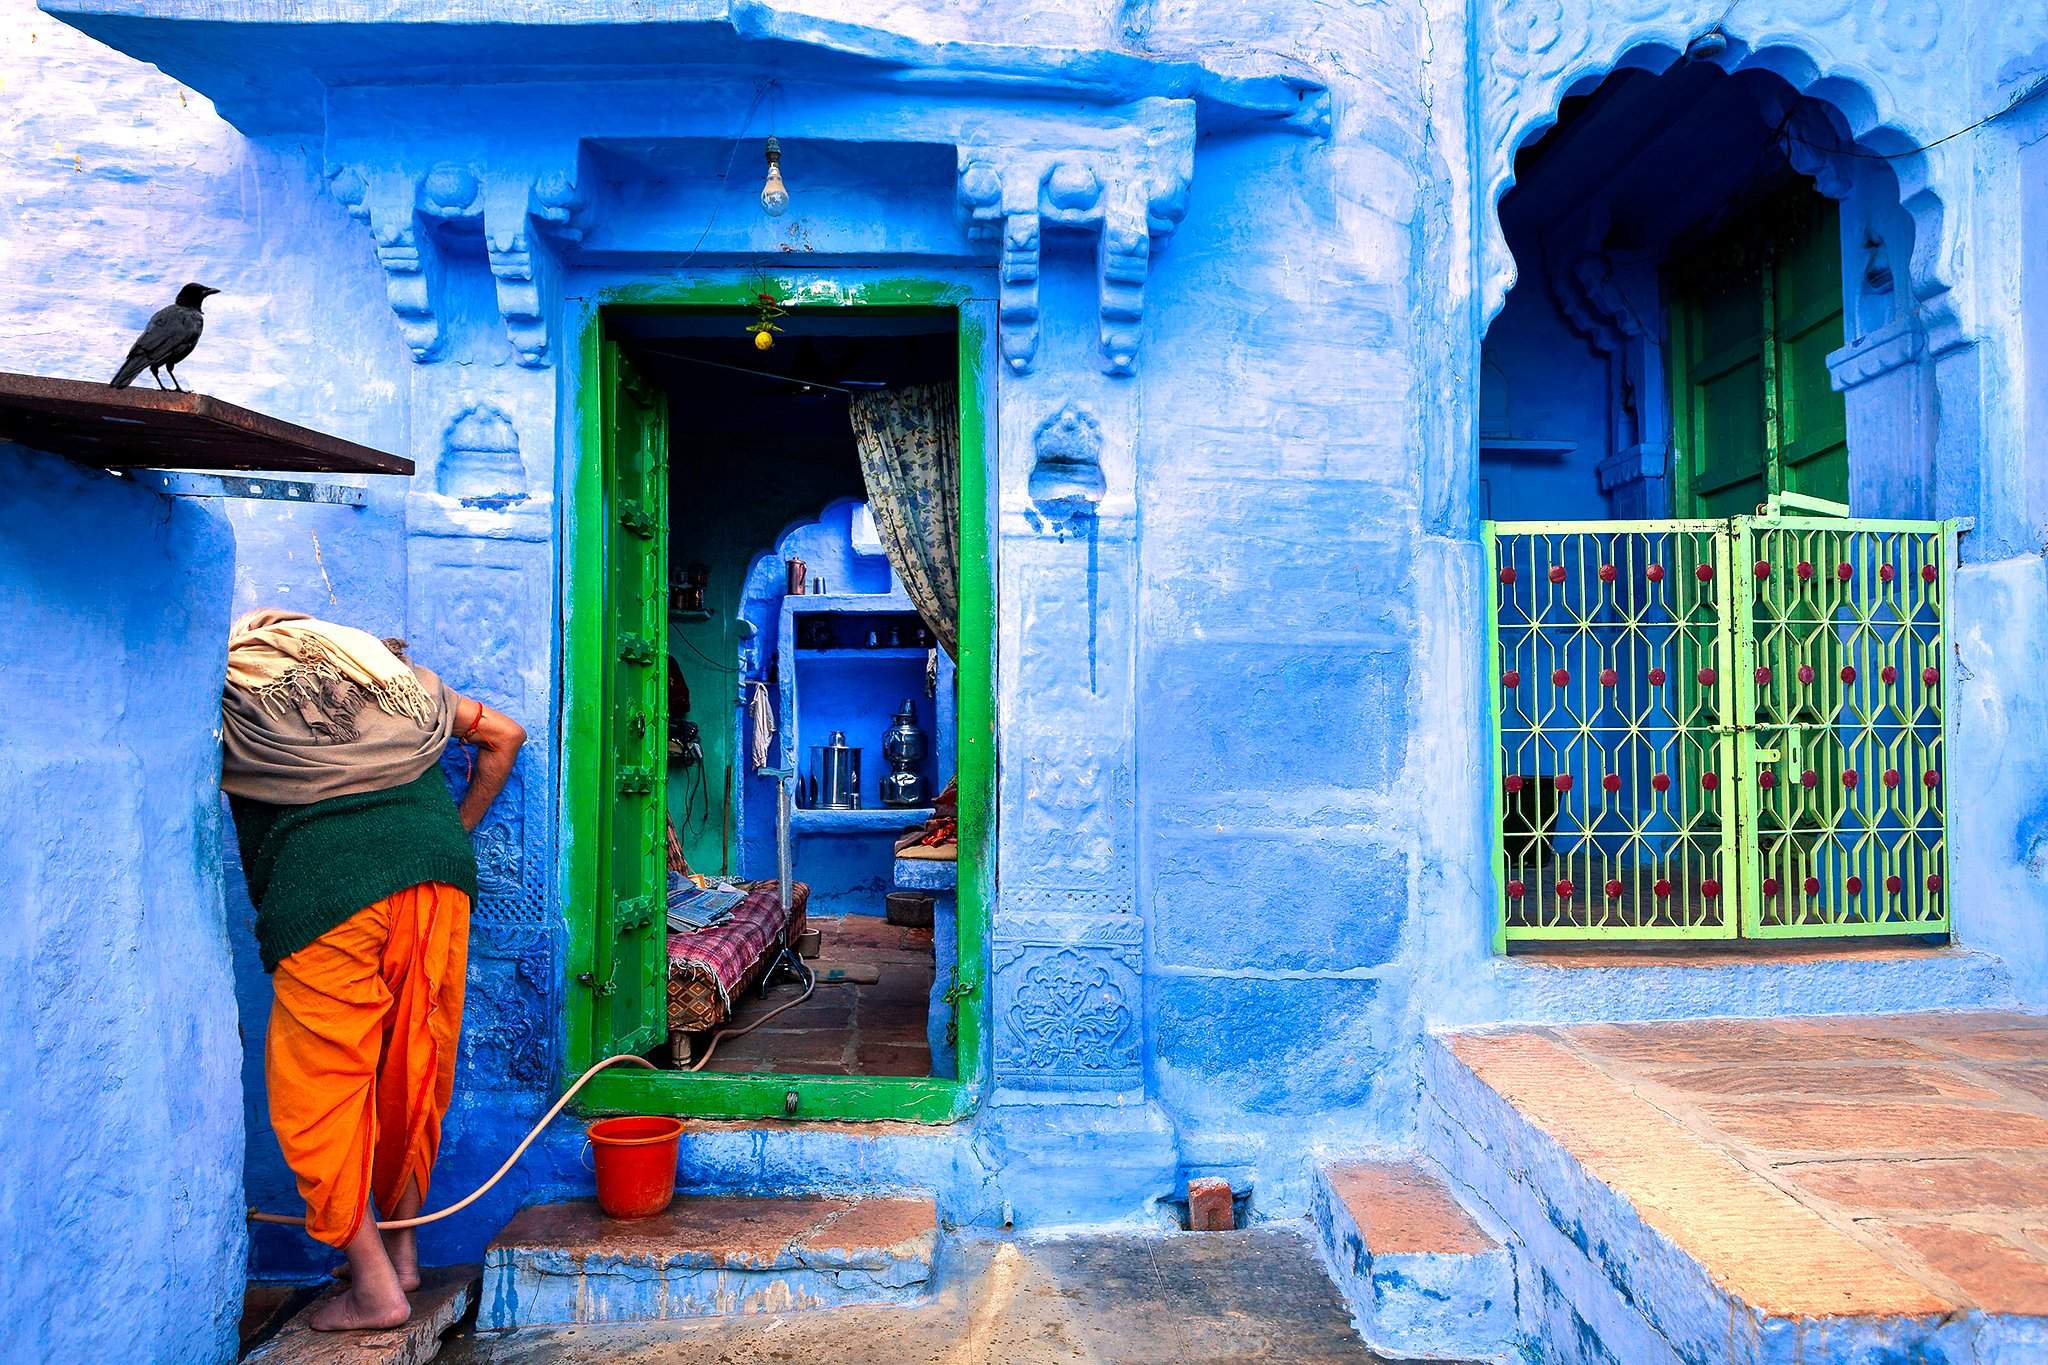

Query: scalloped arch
[[1479, 30, 1963, 347]]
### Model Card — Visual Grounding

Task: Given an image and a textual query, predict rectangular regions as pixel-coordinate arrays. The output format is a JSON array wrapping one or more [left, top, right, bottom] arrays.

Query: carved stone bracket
[[329, 160, 586, 367], [485, 170, 589, 368], [957, 99, 1194, 376]]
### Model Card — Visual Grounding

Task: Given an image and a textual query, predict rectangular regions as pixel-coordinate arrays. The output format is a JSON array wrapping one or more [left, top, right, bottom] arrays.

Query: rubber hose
[[247, 1052, 658, 1231]]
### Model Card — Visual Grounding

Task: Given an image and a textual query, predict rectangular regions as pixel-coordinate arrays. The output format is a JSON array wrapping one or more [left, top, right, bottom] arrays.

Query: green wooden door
[[592, 338, 670, 1057], [1669, 192, 1848, 518]]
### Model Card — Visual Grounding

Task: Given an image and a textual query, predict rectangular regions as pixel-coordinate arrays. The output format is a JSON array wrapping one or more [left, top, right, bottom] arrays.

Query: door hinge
[[616, 766, 653, 795], [575, 970, 618, 998], [619, 635, 655, 665], [619, 504, 655, 539]]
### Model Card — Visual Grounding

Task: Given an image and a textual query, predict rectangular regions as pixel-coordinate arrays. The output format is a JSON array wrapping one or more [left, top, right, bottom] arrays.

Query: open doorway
[[565, 286, 991, 1120]]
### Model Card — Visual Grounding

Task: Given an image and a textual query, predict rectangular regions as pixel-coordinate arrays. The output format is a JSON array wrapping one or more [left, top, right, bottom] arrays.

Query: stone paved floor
[[438, 1228, 1451, 1364], [1451, 1011, 2048, 1318], [691, 915, 934, 1077]]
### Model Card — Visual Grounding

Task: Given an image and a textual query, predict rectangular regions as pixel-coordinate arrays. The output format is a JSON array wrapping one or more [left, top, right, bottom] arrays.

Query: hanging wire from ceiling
[[675, 80, 772, 270]]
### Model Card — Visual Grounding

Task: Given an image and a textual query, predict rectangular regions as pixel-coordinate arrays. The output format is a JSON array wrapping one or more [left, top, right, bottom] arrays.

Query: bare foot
[[307, 1284, 410, 1333]]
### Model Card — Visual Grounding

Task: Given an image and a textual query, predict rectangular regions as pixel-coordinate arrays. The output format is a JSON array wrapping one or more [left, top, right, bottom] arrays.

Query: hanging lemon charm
[[746, 289, 786, 352]]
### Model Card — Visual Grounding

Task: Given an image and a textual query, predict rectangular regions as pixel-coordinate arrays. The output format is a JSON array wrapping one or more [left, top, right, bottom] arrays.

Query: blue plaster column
[[1, 448, 243, 1361]]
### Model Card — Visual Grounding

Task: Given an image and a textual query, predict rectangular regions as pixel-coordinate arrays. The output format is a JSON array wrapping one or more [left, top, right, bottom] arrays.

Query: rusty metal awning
[[0, 372, 412, 476]]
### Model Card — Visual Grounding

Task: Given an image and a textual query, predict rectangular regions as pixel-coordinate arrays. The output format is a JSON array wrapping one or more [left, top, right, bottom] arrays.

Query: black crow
[[110, 283, 219, 391]]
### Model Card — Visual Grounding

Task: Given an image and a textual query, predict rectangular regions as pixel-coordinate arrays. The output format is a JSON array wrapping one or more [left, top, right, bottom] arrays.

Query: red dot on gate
[[1605, 879, 1623, 898], [1841, 665, 1857, 683], [1804, 875, 1821, 895], [1553, 668, 1571, 686], [1556, 879, 1575, 898], [1756, 666, 1773, 684], [1922, 667, 1939, 686], [1555, 774, 1574, 792], [1651, 773, 1670, 792], [1653, 879, 1672, 898], [1884, 769, 1901, 787], [1927, 874, 1943, 892], [1599, 563, 1617, 583], [1701, 879, 1721, 898], [1760, 770, 1777, 789], [1798, 664, 1815, 684], [1698, 667, 1717, 685], [1702, 772, 1719, 790], [1647, 564, 1666, 582], [1844, 770, 1860, 788], [1796, 561, 1814, 581], [1548, 565, 1567, 583], [1881, 666, 1897, 683], [1503, 670, 1521, 688], [1499, 566, 1517, 584], [1924, 770, 1940, 787], [1922, 564, 1938, 583], [1763, 877, 1780, 896], [1801, 769, 1818, 788], [1847, 876, 1863, 895], [1507, 880, 1525, 899], [1648, 667, 1667, 686], [1886, 875, 1903, 894], [1695, 564, 1714, 582], [1837, 563, 1854, 581], [1600, 668, 1618, 687], [1879, 564, 1896, 583], [1754, 561, 1771, 579], [1505, 775, 1524, 793], [1603, 773, 1621, 793]]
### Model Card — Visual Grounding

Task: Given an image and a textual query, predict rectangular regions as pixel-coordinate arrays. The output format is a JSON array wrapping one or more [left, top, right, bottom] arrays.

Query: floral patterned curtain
[[849, 382, 960, 658]]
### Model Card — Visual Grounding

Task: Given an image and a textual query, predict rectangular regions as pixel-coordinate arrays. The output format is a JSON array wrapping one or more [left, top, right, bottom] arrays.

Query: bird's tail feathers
[[109, 355, 147, 389]]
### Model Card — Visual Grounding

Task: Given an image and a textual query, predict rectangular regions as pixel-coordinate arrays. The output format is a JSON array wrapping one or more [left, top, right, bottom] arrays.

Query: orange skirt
[[266, 881, 470, 1247]]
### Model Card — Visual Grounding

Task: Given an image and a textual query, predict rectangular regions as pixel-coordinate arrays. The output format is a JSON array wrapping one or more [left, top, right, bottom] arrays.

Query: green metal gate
[[1485, 508, 1953, 947]]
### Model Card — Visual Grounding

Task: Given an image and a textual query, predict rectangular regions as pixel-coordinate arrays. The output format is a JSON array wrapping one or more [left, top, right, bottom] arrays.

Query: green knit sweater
[[231, 766, 479, 972]]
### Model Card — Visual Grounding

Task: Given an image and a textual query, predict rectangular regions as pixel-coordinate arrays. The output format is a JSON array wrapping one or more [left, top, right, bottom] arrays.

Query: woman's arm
[[452, 698, 527, 832]]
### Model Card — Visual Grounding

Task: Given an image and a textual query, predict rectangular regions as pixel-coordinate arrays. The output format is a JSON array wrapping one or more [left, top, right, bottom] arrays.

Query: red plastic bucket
[[586, 1116, 684, 1219]]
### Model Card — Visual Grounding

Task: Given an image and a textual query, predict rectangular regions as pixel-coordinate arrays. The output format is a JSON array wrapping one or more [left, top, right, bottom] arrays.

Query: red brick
[[1324, 1160, 1495, 1255], [1777, 1156, 2048, 1216], [1640, 1063, 2002, 1102], [1188, 1177, 1235, 1231], [1698, 1100, 2048, 1154], [1881, 1223, 2048, 1314]]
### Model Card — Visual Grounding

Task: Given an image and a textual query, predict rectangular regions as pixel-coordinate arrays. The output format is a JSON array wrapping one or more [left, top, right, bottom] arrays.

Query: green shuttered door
[[1670, 192, 1848, 518], [594, 338, 670, 1057]]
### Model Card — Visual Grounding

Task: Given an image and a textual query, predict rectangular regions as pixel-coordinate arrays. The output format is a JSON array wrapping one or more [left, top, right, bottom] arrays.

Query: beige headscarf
[[221, 609, 460, 805]]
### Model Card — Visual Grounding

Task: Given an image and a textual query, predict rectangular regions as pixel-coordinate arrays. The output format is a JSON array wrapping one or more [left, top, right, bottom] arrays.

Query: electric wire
[[686, 950, 824, 1073], [247, 1053, 659, 1231]]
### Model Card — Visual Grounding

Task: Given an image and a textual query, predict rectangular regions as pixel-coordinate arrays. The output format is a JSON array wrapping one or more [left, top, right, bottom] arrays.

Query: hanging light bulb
[[760, 137, 790, 217]]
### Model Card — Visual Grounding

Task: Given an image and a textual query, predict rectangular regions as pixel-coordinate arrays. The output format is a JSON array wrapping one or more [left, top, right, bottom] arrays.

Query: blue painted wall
[[7, 0, 2048, 1315], [0, 446, 242, 1360]]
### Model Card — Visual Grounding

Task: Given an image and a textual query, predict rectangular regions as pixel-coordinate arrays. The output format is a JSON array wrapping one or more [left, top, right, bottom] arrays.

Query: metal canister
[[810, 731, 862, 809], [786, 558, 807, 596]]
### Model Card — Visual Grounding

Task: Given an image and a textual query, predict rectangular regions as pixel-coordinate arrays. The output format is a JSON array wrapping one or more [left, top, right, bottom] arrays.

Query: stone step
[[479, 1194, 937, 1328], [1418, 1023, 2048, 1365], [246, 1266, 476, 1365], [1309, 1156, 1516, 1363]]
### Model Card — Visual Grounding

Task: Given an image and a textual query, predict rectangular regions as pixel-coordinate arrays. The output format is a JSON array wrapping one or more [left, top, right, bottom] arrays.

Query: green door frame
[[561, 272, 995, 1122]]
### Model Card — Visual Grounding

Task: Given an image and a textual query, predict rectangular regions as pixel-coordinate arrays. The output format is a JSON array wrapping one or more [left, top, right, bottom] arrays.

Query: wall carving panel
[[991, 912, 1144, 1090]]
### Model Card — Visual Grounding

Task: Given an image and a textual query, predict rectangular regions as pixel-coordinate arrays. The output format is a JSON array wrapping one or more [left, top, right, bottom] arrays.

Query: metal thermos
[[880, 699, 928, 808], [810, 731, 862, 810]]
